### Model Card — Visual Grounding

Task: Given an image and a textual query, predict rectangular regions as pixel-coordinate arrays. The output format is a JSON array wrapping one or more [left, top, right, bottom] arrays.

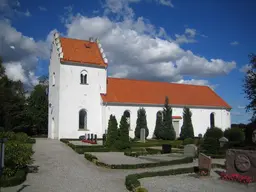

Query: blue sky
[[0, 0, 255, 124]]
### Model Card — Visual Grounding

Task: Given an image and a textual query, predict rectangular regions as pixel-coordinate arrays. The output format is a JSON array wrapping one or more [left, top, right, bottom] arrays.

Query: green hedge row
[[84, 152, 193, 169], [125, 163, 226, 191], [125, 167, 197, 191], [0, 167, 28, 187], [131, 140, 183, 148], [124, 148, 162, 157]]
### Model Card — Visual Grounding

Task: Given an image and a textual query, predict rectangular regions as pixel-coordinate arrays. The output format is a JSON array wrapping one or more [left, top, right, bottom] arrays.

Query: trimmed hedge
[[0, 167, 28, 187], [125, 163, 226, 191], [131, 140, 183, 148], [124, 148, 162, 157], [125, 167, 197, 191], [84, 152, 193, 169]]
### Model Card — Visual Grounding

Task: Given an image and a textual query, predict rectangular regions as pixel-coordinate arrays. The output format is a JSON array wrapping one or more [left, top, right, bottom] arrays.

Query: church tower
[[48, 33, 108, 139]]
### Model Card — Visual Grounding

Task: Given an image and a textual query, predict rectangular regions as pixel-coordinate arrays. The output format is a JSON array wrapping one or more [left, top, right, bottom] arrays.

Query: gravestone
[[198, 153, 212, 171], [140, 128, 146, 143], [184, 144, 197, 158], [252, 129, 256, 144], [84, 134, 87, 140], [226, 149, 256, 180], [87, 134, 90, 140], [79, 135, 85, 140], [90, 133, 94, 141]]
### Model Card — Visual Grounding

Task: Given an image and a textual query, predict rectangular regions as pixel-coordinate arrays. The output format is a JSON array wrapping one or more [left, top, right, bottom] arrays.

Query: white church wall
[[105, 104, 231, 139], [58, 63, 107, 139], [48, 41, 61, 139]]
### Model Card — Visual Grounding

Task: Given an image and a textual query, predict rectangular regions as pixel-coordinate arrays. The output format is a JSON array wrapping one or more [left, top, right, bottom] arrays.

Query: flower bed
[[220, 172, 254, 184], [84, 152, 193, 169]]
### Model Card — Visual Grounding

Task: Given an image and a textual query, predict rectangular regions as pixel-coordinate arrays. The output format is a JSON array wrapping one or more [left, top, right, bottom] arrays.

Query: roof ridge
[[107, 77, 210, 88]]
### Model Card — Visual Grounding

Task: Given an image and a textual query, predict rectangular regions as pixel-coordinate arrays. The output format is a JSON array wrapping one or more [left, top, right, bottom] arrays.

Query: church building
[[48, 32, 232, 140]]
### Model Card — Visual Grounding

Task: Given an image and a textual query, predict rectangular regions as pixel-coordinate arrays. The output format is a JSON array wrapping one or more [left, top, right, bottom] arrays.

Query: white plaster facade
[[48, 36, 232, 140]]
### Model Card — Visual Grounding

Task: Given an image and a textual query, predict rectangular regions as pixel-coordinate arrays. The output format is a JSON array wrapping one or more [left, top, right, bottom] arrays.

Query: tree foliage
[[105, 115, 118, 148], [116, 112, 130, 150], [134, 108, 149, 139], [243, 53, 256, 122], [153, 111, 163, 139], [180, 107, 194, 139], [159, 96, 176, 140], [0, 57, 48, 135]]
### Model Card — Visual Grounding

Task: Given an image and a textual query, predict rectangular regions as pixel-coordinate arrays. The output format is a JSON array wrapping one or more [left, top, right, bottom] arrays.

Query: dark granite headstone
[[91, 133, 93, 141], [226, 149, 256, 180], [87, 134, 90, 140], [94, 134, 97, 143]]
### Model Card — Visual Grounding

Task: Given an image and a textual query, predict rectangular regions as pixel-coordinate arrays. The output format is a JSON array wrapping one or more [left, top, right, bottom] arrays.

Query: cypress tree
[[134, 108, 149, 139], [160, 96, 176, 140], [105, 115, 118, 148], [180, 107, 194, 139], [153, 111, 163, 139], [117, 112, 130, 149]]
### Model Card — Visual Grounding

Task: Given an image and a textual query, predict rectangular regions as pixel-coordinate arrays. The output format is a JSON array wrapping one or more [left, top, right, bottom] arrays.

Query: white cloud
[[0, 0, 31, 18], [231, 111, 243, 116], [64, 14, 236, 82], [0, 20, 51, 87], [39, 6, 47, 11], [175, 28, 197, 44], [230, 41, 239, 46], [238, 105, 245, 109], [176, 79, 218, 90], [156, 0, 174, 7], [239, 64, 251, 73]]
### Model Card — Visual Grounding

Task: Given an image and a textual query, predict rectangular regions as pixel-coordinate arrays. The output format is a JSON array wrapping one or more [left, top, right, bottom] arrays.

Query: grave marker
[[198, 153, 212, 172], [140, 128, 146, 143]]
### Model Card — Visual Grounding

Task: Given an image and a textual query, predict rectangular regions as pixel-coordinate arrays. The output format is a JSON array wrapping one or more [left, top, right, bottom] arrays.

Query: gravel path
[[140, 173, 256, 192], [2, 138, 129, 192], [90, 152, 154, 164], [2, 139, 228, 192]]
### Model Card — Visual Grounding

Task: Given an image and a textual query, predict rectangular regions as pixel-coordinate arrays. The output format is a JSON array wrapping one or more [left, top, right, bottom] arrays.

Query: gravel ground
[[2, 138, 128, 192], [140, 172, 256, 192], [1, 139, 228, 192], [90, 152, 154, 164]]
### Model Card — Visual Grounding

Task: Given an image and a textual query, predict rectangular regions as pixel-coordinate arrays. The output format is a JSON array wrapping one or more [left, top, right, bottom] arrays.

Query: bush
[[183, 138, 194, 145], [117, 112, 131, 150], [204, 127, 223, 140], [135, 187, 148, 192], [14, 132, 30, 143], [201, 137, 220, 155], [0, 131, 15, 140], [180, 107, 194, 139], [134, 108, 149, 139], [0, 167, 28, 187], [4, 141, 34, 177], [105, 115, 118, 148], [131, 140, 183, 148], [224, 127, 245, 143]]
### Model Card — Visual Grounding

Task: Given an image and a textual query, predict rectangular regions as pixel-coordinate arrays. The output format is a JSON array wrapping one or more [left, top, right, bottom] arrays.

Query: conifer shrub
[[116, 112, 131, 150], [204, 127, 223, 140], [180, 107, 194, 140], [159, 97, 176, 140], [134, 108, 149, 139], [105, 115, 118, 148], [153, 111, 163, 139]]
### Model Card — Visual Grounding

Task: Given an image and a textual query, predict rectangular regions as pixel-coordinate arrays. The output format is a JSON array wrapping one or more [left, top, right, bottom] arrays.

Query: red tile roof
[[59, 37, 107, 68], [101, 77, 231, 109]]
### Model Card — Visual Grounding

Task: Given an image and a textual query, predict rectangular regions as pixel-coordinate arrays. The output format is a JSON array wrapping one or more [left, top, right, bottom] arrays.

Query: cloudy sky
[[0, 0, 255, 124]]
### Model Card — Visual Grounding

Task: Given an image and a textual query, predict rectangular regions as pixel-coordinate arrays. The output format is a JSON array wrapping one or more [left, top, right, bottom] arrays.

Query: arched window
[[157, 111, 163, 120], [52, 72, 55, 86], [124, 110, 131, 130], [210, 112, 215, 128], [79, 109, 87, 129], [80, 70, 88, 84]]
